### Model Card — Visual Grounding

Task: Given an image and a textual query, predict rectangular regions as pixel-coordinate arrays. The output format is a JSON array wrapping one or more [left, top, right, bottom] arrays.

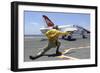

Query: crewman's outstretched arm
[[58, 31, 72, 36]]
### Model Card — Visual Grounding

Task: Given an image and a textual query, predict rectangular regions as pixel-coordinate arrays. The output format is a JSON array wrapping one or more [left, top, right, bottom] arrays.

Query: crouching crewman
[[30, 26, 72, 60]]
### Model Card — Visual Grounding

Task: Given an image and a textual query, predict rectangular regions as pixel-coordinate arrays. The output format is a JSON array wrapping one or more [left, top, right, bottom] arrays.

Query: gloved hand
[[67, 31, 73, 34]]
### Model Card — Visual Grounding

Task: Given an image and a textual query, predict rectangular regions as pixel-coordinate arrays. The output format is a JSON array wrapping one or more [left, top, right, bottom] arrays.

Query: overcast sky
[[24, 11, 90, 35]]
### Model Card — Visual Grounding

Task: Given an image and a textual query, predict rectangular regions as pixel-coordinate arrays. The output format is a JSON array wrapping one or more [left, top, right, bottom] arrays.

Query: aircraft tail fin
[[43, 15, 54, 27]]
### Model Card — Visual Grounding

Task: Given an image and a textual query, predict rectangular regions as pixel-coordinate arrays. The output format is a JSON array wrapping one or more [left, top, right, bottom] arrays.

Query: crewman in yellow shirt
[[30, 26, 72, 60]]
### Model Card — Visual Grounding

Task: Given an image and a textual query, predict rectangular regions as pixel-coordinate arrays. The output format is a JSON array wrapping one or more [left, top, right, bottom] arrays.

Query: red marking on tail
[[43, 15, 54, 27]]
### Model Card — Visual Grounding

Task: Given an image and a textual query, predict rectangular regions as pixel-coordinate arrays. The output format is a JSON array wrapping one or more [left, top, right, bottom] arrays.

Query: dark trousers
[[36, 40, 61, 56]]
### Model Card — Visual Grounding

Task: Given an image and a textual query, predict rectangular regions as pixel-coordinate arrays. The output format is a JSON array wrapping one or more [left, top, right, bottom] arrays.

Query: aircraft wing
[[60, 28, 78, 32], [40, 26, 77, 34], [58, 25, 78, 32]]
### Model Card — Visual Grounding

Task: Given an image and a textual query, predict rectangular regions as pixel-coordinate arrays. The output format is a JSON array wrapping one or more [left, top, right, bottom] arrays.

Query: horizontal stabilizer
[[76, 25, 90, 33]]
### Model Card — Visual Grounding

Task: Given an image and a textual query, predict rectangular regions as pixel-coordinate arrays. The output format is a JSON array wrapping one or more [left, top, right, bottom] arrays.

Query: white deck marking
[[62, 46, 90, 55], [56, 46, 90, 60], [57, 55, 79, 60]]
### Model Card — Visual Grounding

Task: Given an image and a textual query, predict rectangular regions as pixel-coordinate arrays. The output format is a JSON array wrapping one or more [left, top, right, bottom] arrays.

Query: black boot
[[29, 55, 42, 60], [56, 51, 62, 56]]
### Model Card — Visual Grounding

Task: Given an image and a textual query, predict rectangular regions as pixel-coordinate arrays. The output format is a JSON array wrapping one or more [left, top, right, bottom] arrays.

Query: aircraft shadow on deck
[[63, 38, 77, 41], [40, 38, 77, 41], [42, 51, 76, 57]]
